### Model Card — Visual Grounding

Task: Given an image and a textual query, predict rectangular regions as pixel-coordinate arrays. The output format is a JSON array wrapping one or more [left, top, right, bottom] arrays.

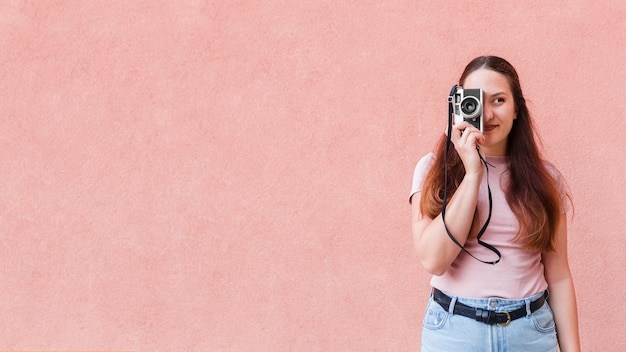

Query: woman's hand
[[447, 121, 485, 175]]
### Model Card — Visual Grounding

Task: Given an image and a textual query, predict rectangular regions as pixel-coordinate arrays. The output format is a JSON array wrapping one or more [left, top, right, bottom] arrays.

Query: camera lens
[[463, 101, 476, 113], [460, 96, 481, 118]]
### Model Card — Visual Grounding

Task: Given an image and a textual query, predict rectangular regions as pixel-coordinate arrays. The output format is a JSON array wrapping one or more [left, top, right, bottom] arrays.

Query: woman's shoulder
[[541, 159, 572, 212], [541, 159, 566, 183], [412, 152, 436, 180], [415, 152, 436, 170], [409, 152, 436, 203]]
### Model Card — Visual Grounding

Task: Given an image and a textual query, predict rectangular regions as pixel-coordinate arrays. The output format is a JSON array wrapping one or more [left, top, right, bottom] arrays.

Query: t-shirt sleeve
[[543, 161, 572, 214], [409, 152, 435, 204]]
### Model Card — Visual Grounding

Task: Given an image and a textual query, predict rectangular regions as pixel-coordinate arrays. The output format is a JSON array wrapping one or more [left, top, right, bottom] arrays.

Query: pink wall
[[0, 1, 624, 351]]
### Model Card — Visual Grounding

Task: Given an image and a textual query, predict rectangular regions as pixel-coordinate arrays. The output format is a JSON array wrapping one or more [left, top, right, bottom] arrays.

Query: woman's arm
[[411, 172, 481, 275], [411, 122, 485, 275], [542, 213, 581, 352]]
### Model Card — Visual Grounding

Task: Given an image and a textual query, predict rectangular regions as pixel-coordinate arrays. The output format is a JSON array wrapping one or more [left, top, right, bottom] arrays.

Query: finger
[[460, 128, 482, 147], [452, 124, 465, 139], [456, 122, 480, 132], [454, 122, 474, 136]]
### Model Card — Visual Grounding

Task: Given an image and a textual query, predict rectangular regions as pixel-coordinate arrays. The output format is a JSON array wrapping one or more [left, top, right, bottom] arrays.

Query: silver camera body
[[452, 87, 483, 132]]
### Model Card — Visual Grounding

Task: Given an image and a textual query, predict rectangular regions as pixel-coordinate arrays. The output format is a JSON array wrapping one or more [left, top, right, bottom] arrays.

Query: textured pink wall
[[0, 1, 624, 351]]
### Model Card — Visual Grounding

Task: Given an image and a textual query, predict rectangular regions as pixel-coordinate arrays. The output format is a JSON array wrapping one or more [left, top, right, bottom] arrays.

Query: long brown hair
[[420, 56, 565, 252]]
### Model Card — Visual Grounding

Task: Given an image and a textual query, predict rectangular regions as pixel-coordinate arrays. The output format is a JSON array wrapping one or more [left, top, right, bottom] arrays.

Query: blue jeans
[[421, 290, 557, 352]]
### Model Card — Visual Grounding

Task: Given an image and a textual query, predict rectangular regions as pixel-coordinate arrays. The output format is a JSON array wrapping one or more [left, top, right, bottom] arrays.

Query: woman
[[409, 56, 580, 351]]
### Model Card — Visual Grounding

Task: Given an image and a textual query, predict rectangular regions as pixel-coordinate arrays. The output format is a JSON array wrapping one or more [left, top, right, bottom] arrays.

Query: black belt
[[432, 288, 548, 327]]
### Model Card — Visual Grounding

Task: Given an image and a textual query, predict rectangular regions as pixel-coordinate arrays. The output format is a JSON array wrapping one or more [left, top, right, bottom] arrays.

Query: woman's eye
[[493, 98, 505, 104]]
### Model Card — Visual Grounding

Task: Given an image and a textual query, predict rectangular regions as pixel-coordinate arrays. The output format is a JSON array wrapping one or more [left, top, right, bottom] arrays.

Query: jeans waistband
[[432, 288, 548, 326]]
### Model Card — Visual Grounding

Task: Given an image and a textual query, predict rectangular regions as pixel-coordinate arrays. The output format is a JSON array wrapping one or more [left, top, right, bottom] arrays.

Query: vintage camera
[[452, 86, 483, 132]]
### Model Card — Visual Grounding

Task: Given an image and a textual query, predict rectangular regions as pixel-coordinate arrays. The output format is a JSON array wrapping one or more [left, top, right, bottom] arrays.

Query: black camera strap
[[442, 85, 501, 265]]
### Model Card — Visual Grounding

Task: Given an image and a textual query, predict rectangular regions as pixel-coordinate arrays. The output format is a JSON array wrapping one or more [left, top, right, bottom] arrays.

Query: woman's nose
[[482, 103, 493, 120]]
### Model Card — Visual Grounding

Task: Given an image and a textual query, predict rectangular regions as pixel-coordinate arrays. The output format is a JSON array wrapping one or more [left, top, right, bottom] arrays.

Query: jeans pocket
[[531, 302, 556, 333], [423, 300, 449, 330]]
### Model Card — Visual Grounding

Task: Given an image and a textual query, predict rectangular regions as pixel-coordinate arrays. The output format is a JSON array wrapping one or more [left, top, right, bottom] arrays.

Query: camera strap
[[442, 85, 501, 265]]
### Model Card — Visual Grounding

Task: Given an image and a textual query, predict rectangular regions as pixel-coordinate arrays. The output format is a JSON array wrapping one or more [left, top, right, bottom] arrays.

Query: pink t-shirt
[[410, 153, 569, 299]]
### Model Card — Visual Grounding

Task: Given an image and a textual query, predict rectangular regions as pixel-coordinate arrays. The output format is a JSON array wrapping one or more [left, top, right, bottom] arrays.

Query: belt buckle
[[497, 311, 511, 327]]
